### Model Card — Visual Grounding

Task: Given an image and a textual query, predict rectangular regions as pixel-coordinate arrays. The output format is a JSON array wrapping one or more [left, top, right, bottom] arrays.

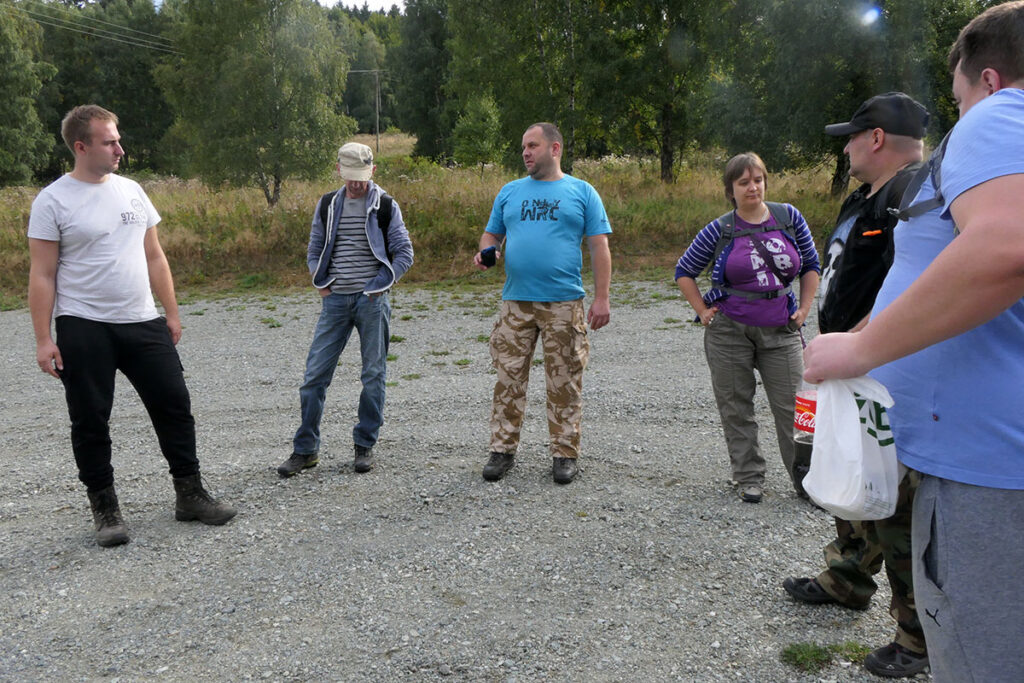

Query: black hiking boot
[[482, 452, 515, 481], [87, 485, 129, 547], [552, 457, 579, 485], [173, 474, 237, 525]]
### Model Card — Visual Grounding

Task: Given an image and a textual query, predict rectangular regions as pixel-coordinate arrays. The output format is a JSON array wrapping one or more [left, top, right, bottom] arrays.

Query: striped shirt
[[329, 196, 380, 293]]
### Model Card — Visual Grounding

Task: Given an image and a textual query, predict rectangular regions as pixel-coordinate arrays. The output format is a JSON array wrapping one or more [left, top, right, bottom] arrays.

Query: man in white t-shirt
[[27, 105, 236, 548]]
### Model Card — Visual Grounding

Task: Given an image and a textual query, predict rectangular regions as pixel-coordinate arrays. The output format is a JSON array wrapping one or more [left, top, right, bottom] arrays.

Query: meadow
[[0, 133, 845, 309]]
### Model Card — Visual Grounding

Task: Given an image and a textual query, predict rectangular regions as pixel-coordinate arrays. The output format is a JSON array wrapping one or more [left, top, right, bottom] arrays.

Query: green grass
[[453, 359, 472, 366], [260, 317, 281, 328], [780, 641, 871, 672], [386, 354, 398, 361], [390, 335, 405, 343], [401, 373, 421, 380]]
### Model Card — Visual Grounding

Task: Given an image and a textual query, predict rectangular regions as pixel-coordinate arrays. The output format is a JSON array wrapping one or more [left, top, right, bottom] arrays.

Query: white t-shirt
[[28, 174, 161, 323]]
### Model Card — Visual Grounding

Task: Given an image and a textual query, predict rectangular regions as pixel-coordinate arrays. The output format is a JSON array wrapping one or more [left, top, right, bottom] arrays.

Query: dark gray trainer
[[278, 452, 319, 477], [353, 445, 374, 473], [864, 642, 929, 678], [87, 485, 129, 547]]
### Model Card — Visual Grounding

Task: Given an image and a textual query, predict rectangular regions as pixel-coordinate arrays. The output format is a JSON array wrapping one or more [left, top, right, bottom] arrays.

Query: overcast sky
[[318, 0, 406, 13]]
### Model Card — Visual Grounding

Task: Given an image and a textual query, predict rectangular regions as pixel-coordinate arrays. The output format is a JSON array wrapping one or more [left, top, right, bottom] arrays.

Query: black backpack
[[317, 189, 394, 260], [708, 201, 799, 300]]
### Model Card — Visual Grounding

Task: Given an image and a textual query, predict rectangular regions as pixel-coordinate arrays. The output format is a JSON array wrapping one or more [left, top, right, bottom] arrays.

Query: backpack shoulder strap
[[376, 194, 393, 260], [318, 190, 339, 229], [765, 201, 794, 231], [891, 131, 952, 222], [708, 211, 736, 276]]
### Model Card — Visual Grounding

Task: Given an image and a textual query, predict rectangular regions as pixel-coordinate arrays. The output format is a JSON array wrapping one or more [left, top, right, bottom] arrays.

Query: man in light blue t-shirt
[[473, 122, 612, 485], [804, 3, 1024, 680]]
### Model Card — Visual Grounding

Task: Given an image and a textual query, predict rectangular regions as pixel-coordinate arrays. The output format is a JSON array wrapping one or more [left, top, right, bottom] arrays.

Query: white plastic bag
[[802, 376, 901, 520]]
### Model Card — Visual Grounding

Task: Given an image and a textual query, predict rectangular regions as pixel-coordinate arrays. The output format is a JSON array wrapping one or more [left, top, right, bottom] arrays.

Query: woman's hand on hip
[[699, 306, 719, 326]]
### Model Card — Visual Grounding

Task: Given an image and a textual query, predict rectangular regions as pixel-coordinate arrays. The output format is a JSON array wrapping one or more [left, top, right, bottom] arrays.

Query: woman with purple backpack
[[675, 152, 820, 503]]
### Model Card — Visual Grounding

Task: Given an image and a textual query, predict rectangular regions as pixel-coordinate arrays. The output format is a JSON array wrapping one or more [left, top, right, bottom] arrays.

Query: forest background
[[0, 0, 994, 308]]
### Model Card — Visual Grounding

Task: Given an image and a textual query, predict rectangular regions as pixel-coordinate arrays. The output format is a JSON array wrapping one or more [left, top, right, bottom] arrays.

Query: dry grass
[[1, 144, 846, 309], [351, 131, 417, 159]]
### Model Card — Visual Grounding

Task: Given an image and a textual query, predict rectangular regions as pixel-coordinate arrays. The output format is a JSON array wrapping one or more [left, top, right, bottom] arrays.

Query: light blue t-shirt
[[869, 88, 1024, 489], [485, 175, 611, 301]]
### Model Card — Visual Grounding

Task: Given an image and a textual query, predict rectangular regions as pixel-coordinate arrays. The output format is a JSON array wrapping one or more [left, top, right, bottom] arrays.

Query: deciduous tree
[[156, 0, 354, 206]]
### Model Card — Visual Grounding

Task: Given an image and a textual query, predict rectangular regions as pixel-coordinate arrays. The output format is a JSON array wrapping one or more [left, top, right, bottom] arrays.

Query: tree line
[[1, 0, 994, 204]]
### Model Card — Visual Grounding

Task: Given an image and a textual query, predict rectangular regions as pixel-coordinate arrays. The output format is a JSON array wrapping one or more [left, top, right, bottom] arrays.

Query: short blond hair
[[61, 105, 118, 153]]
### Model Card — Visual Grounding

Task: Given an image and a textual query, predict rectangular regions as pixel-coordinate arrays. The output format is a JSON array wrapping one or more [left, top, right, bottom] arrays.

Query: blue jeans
[[293, 291, 390, 454]]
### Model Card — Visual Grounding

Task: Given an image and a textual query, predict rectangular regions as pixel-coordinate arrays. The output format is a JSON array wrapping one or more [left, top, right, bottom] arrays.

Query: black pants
[[55, 316, 199, 491]]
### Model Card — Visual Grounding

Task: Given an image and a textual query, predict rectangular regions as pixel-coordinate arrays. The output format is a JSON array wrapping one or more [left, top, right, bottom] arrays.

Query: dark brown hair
[[722, 152, 768, 207], [527, 122, 564, 148], [61, 105, 118, 153], [948, 1, 1024, 83]]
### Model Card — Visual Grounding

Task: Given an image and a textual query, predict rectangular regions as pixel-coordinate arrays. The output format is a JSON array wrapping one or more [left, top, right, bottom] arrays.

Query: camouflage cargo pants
[[489, 300, 590, 459], [816, 470, 926, 654]]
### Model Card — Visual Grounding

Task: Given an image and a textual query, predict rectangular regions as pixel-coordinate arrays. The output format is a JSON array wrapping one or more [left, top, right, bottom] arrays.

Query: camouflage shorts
[[488, 300, 590, 459]]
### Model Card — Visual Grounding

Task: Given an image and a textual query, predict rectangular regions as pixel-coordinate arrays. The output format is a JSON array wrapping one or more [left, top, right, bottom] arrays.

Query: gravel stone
[[0, 282, 929, 681]]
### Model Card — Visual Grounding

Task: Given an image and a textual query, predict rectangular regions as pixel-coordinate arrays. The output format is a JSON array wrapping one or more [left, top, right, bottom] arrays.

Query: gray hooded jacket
[[307, 181, 414, 294]]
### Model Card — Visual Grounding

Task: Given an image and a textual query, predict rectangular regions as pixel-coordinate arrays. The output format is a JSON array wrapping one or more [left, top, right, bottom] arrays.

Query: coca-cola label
[[794, 391, 816, 434]]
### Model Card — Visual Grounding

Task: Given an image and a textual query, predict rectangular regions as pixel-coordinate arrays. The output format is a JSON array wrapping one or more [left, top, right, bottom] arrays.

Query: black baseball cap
[[824, 92, 929, 138]]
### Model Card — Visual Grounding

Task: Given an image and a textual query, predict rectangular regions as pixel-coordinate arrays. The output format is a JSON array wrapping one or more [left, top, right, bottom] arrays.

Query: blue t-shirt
[[869, 88, 1024, 489], [485, 175, 612, 301]]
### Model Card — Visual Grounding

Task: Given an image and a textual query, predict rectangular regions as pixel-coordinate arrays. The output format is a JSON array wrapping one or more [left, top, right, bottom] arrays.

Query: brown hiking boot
[[173, 474, 237, 525], [87, 485, 130, 547]]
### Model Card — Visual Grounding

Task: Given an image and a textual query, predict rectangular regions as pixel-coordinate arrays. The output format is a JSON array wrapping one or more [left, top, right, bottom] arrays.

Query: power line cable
[[6, 4, 182, 55], [12, 4, 178, 52], [34, 0, 176, 46]]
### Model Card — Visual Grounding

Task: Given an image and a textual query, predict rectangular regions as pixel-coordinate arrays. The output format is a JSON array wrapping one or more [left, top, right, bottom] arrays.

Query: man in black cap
[[782, 92, 930, 678]]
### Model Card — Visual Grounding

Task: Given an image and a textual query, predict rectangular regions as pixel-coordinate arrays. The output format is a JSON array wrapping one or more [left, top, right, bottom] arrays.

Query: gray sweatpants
[[912, 473, 1024, 682]]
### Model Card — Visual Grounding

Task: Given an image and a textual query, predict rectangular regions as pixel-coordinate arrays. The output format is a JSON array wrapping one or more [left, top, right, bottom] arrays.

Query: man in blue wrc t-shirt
[[473, 122, 612, 485], [805, 3, 1024, 680]]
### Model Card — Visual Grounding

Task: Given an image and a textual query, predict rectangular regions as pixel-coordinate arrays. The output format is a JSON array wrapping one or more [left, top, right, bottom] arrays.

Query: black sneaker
[[353, 445, 374, 473], [864, 642, 929, 678], [482, 452, 515, 481], [552, 457, 579, 485], [277, 452, 319, 477]]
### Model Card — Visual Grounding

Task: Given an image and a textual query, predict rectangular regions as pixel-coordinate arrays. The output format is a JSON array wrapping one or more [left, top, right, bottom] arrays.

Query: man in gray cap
[[782, 92, 930, 678], [279, 142, 413, 477]]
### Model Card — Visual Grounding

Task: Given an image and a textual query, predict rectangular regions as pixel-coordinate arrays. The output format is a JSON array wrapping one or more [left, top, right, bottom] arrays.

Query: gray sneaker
[[353, 445, 374, 473], [278, 452, 319, 477], [739, 485, 762, 503]]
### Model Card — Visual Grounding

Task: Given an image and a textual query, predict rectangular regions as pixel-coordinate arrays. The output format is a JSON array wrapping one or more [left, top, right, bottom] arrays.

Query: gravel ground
[[0, 280, 929, 682]]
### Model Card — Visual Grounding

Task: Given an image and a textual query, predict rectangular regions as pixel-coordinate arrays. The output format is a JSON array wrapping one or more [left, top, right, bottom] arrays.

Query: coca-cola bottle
[[794, 379, 817, 444], [792, 379, 817, 497]]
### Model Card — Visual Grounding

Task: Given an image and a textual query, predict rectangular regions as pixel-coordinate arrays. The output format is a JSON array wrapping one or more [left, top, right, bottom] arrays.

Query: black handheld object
[[480, 246, 497, 268]]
